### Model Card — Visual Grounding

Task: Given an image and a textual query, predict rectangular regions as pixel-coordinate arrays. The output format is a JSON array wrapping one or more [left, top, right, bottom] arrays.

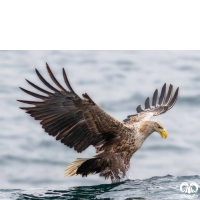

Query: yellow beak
[[157, 128, 167, 139]]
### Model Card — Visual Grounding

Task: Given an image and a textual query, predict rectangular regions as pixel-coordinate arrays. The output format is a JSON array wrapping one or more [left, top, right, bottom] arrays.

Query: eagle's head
[[151, 120, 167, 139], [139, 120, 167, 139]]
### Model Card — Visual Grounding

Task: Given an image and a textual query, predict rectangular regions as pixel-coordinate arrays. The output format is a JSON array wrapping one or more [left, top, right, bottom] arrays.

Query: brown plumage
[[18, 63, 179, 183]]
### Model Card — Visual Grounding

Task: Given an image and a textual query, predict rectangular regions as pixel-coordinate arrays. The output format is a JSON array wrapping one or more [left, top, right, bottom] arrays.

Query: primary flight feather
[[18, 63, 179, 182]]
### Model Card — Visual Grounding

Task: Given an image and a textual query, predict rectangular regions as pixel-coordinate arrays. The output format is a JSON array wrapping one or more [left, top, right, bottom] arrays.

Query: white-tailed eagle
[[18, 63, 179, 182]]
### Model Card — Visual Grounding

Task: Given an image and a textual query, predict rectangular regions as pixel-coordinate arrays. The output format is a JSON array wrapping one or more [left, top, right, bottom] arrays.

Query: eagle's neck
[[134, 120, 156, 151], [138, 120, 156, 137]]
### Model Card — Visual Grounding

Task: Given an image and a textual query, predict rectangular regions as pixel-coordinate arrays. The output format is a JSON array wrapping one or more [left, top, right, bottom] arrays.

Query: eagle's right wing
[[123, 83, 179, 124], [18, 64, 130, 153]]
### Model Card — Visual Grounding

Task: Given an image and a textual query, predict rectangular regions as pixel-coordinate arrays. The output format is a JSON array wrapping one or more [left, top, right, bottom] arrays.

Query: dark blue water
[[1, 175, 200, 199], [1, 51, 200, 199]]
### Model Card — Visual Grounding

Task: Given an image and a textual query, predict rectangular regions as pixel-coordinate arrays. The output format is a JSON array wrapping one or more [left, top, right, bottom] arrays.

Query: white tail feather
[[64, 158, 90, 177]]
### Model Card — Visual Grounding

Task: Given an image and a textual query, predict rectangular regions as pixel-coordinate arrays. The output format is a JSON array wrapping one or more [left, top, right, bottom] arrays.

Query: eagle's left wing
[[123, 83, 179, 124]]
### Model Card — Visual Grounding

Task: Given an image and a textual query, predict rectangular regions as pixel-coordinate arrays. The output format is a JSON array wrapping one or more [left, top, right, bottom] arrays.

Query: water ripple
[[1, 175, 199, 199]]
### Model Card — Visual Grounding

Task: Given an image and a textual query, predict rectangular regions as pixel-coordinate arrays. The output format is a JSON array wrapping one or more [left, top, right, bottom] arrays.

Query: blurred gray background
[[0, 50, 200, 189]]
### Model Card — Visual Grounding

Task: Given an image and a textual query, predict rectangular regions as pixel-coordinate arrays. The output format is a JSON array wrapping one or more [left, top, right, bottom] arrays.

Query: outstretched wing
[[18, 64, 128, 153], [123, 83, 179, 124]]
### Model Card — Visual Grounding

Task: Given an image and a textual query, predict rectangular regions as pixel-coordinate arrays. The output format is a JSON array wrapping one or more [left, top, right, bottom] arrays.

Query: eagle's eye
[[158, 126, 162, 129]]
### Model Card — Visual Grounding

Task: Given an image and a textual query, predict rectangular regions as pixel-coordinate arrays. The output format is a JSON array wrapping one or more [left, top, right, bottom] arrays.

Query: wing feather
[[158, 83, 166, 105], [136, 105, 144, 113], [19, 87, 50, 100], [18, 64, 129, 153], [145, 97, 150, 109], [46, 63, 68, 93], [164, 84, 173, 105], [152, 89, 158, 107], [17, 100, 44, 105], [35, 68, 60, 93], [26, 79, 54, 96], [63, 68, 77, 96], [124, 83, 179, 124], [168, 87, 179, 109]]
